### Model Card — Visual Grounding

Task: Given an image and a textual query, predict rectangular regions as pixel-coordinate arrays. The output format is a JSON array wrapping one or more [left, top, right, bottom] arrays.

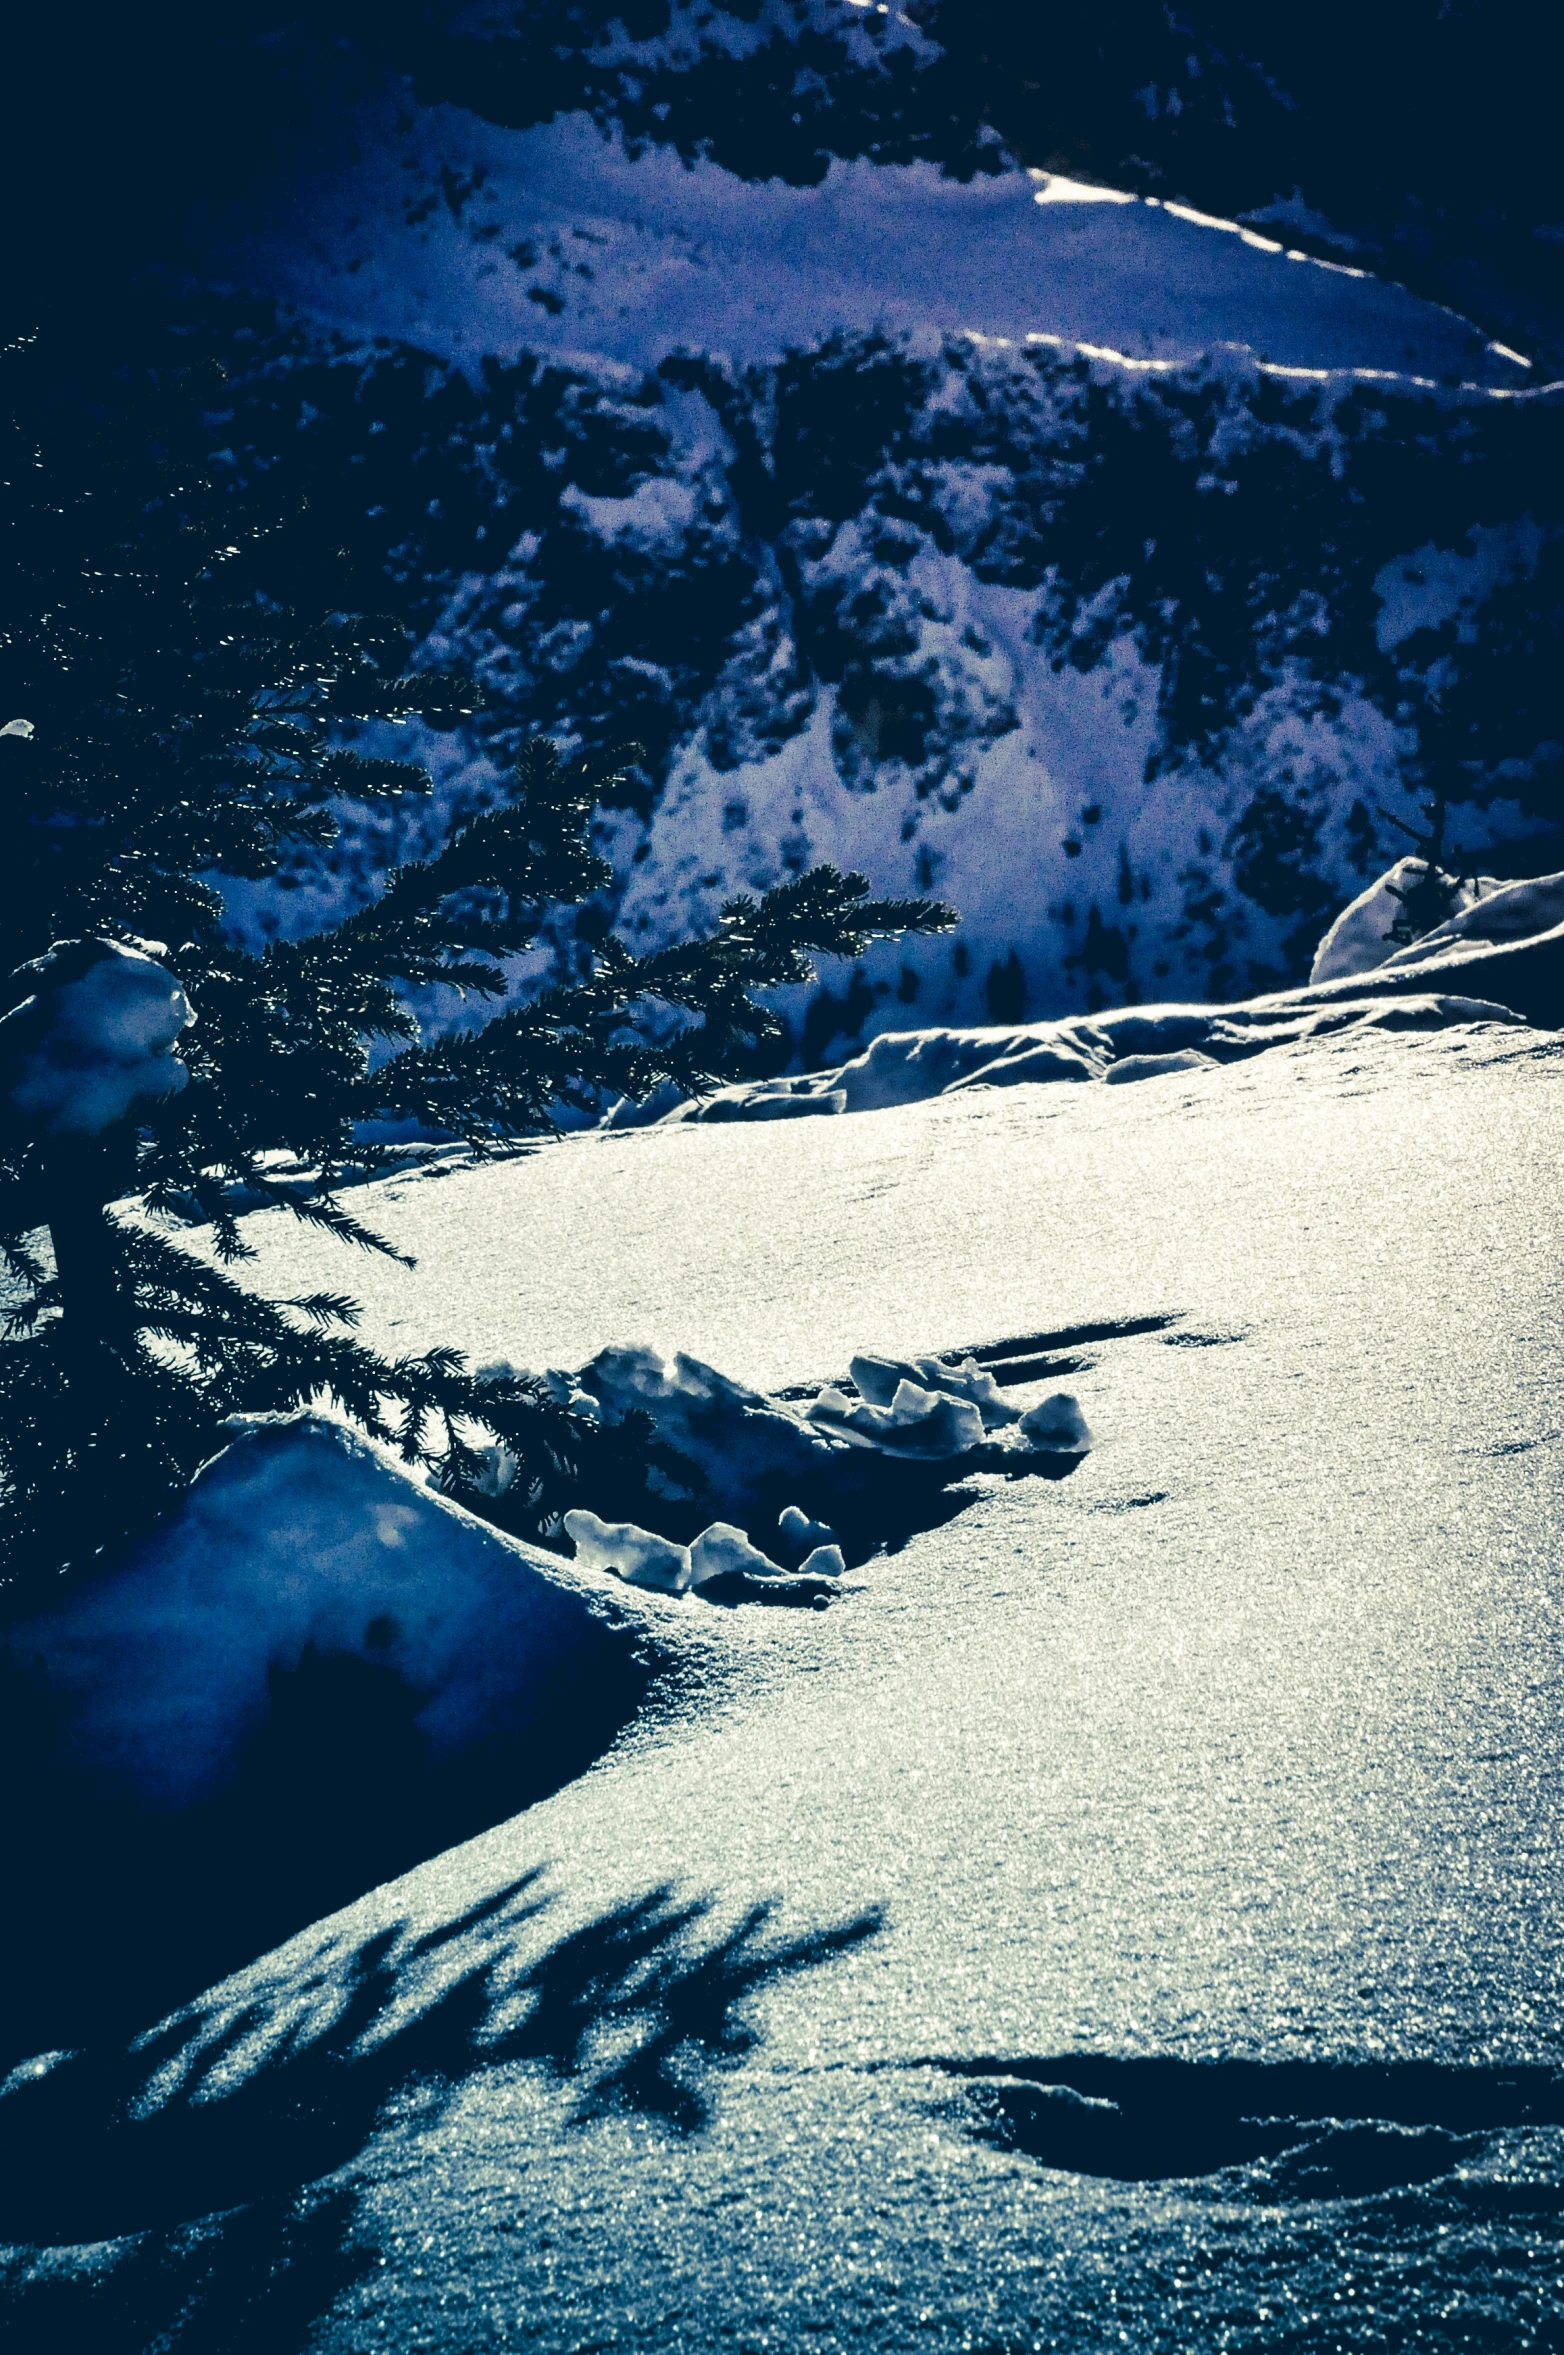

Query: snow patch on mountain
[[208, 105, 1520, 387]]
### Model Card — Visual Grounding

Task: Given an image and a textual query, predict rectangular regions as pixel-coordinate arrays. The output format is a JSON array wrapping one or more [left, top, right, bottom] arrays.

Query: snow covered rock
[[0, 1416, 659, 1816], [0, 936, 194, 1139], [564, 1507, 693, 1594], [1378, 868, 1564, 966]]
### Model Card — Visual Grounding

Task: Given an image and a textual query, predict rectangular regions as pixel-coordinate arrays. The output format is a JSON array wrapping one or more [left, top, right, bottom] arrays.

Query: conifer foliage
[[0, 331, 952, 1597]]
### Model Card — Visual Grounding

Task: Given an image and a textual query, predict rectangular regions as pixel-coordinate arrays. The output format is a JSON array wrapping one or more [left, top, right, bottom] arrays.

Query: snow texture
[[0, 937, 194, 1139], [0, 1416, 665, 1813]]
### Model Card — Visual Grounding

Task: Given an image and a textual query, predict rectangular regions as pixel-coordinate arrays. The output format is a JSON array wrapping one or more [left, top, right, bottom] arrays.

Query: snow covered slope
[[200, 305, 1564, 1058], [5, 1013, 1561, 2349], [174, 69, 1564, 1060], [214, 108, 1521, 386]]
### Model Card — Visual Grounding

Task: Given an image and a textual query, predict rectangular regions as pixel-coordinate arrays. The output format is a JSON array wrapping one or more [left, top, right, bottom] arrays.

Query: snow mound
[[565, 1341, 1087, 1566], [1309, 860, 1504, 984], [1380, 868, 1564, 964], [0, 937, 194, 1139], [577, 1343, 849, 1526], [645, 988, 1531, 1127], [0, 1416, 659, 1814]]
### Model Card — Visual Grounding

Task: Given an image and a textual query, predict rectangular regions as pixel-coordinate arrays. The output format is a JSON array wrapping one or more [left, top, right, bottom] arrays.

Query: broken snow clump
[[0, 936, 195, 1138], [547, 1343, 1089, 1603]]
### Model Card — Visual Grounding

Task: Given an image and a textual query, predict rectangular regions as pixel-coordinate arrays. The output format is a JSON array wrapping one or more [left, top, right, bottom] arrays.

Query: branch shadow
[[0, 1873, 885, 2250]]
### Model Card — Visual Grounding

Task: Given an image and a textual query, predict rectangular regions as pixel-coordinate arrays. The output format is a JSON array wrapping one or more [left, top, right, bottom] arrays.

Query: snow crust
[[0, 938, 194, 1139]]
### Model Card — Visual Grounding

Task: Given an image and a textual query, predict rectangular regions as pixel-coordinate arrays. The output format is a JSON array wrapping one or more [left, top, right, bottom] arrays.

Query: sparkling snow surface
[[214, 108, 1522, 386], [11, 1019, 1561, 2348]]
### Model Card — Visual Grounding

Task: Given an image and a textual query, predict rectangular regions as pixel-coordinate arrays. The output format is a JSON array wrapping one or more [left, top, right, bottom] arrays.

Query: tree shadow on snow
[[0, 1630, 656, 2069], [0, 1870, 884, 2271]]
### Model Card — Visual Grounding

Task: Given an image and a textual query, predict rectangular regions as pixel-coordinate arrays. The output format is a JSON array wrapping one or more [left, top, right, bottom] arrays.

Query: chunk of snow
[[0, 937, 195, 1138], [1018, 1392, 1094, 1452], [1309, 861, 1501, 985], [688, 1521, 790, 1589], [0, 1417, 654, 1813], [580, 1343, 852, 1521], [778, 1503, 839, 1558], [850, 1350, 1019, 1429], [0, 717, 35, 739], [810, 1378, 987, 1458], [564, 1506, 693, 1594], [798, 1544, 846, 1578]]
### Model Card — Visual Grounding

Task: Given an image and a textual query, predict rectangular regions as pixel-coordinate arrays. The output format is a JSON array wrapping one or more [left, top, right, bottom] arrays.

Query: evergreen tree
[[0, 330, 952, 1598]]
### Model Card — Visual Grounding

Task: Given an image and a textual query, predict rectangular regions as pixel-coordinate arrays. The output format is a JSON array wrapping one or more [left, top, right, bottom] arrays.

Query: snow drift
[[0, 1414, 668, 1815], [0, 1414, 699, 2055], [643, 981, 1530, 1126]]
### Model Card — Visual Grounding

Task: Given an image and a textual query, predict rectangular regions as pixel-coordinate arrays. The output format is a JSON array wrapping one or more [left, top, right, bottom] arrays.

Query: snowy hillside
[[5, 1010, 1562, 2350], [200, 275, 1563, 1054], [97, 28, 1530, 1067], [215, 106, 1523, 385]]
